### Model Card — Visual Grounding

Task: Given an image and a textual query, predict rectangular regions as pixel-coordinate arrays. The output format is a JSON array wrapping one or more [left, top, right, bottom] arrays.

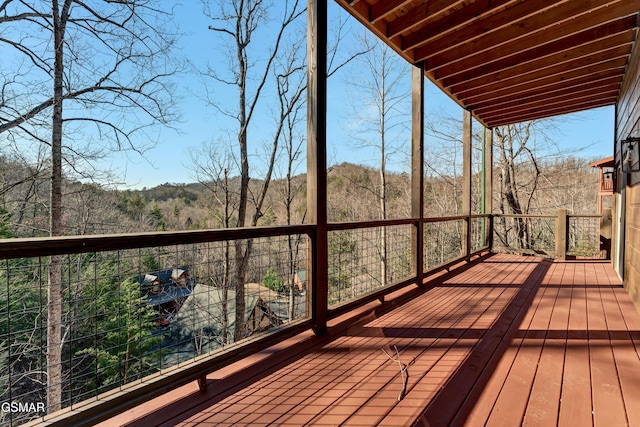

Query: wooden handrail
[[493, 214, 556, 219], [491, 211, 604, 259], [0, 224, 315, 260], [0, 216, 489, 259], [8, 215, 488, 427]]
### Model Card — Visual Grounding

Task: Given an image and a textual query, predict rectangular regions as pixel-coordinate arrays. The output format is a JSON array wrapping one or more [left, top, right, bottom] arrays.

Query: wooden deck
[[101, 254, 640, 426]]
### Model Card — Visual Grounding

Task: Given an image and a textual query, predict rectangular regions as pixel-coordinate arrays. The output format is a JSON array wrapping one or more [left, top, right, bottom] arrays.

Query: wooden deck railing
[[1, 215, 490, 427], [1, 210, 606, 426], [492, 211, 606, 259]]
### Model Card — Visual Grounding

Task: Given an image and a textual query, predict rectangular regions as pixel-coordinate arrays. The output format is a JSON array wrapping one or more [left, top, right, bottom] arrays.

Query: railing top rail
[[423, 215, 469, 223], [493, 214, 556, 219], [493, 213, 602, 219], [0, 224, 315, 260], [327, 215, 485, 232], [1, 214, 494, 259], [328, 217, 419, 231]]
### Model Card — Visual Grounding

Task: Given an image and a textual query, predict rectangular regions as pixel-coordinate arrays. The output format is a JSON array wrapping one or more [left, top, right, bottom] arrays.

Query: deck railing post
[[307, 0, 328, 335], [484, 127, 493, 250], [601, 208, 612, 259], [556, 208, 568, 260], [488, 214, 494, 252], [412, 62, 425, 284], [462, 110, 472, 261]]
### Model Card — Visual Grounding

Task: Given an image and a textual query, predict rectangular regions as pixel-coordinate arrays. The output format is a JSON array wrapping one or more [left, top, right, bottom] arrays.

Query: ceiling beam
[[468, 71, 623, 111], [416, 0, 565, 64], [442, 21, 635, 88], [424, 0, 636, 71], [386, 0, 462, 39], [455, 46, 631, 100], [460, 59, 628, 106], [474, 81, 621, 116], [370, 0, 414, 24], [334, 0, 639, 127], [487, 98, 616, 127], [482, 91, 619, 123], [401, 0, 516, 52]]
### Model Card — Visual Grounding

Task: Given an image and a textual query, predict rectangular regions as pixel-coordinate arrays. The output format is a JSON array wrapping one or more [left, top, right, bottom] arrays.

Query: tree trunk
[[47, 0, 69, 413], [379, 113, 387, 286]]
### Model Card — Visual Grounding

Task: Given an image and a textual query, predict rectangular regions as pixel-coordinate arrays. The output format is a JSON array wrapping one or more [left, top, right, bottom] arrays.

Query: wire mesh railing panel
[[327, 224, 413, 307], [1, 258, 48, 426], [423, 219, 464, 270], [471, 217, 487, 253], [1, 233, 308, 425], [492, 216, 556, 255], [568, 216, 601, 258]]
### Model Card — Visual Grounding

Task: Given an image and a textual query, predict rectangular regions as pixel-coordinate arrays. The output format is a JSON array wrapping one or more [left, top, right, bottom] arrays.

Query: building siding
[[616, 37, 640, 312]]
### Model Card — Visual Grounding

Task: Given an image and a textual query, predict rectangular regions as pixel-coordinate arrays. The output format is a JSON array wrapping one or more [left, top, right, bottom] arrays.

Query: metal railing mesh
[[1, 234, 308, 425], [0, 212, 603, 425], [492, 215, 556, 255], [424, 219, 464, 270], [327, 224, 413, 307], [567, 216, 600, 258], [471, 217, 487, 253]]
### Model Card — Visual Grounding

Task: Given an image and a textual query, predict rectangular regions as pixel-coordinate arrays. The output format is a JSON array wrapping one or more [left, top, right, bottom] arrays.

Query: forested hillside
[[0, 155, 600, 238]]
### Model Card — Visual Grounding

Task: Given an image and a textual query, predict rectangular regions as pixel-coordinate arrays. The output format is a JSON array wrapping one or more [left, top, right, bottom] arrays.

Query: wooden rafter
[[335, 0, 640, 127]]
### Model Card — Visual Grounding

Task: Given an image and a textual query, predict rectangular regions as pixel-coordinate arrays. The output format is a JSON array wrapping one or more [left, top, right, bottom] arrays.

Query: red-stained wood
[[522, 262, 566, 426], [336, 0, 639, 128], [587, 262, 628, 427], [558, 262, 594, 426], [91, 255, 640, 427], [602, 276, 640, 426]]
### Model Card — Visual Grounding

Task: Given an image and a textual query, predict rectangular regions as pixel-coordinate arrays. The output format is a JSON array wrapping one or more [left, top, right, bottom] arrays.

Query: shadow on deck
[[100, 254, 640, 427]]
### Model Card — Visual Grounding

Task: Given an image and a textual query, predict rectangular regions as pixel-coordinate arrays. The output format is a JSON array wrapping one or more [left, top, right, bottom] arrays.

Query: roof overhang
[[335, 0, 640, 128], [590, 156, 615, 168]]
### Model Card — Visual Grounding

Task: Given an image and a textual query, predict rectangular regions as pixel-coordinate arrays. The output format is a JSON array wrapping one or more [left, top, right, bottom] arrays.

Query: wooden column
[[601, 208, 612, 260], [462, 110, 472, 260], [556, 208, 568, 260], [412, 62, 425, 284], [307, 0, 328, 335], [484, 127, 493, 250]]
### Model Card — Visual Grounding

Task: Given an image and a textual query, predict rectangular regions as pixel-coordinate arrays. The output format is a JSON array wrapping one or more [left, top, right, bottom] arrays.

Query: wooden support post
[[600, 208, 612, 260], [556, 208, 568, 260], [412, 62, 425, 284], [484, 127, 493, 250], [462, 110, 472, 261], [307, 0, 328, 335], [197, 375, 207, 392]]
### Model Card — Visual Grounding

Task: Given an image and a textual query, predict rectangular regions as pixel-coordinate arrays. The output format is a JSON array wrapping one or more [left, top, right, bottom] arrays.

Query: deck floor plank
[[587, 261, 628, 427], [558, 262, 594, 427], [601, 275, 640, 426], [521, 262, 563, 426], [97, 255, 640, 427], [455, 260, 551, 427], [484, 264, 562, 427], [523, 261, 570, 427]]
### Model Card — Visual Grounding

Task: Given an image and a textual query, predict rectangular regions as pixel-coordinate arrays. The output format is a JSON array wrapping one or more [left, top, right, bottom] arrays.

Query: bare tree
[[494, 123, 540, 249], [273, 37, 306, 321], [0, 0, 180, 412], [346, 33, 409, 286], [492, 120, 593, 250], [203, 0, 304, 340], [190, 145, 237, 344], [200, 1, 367, 338]]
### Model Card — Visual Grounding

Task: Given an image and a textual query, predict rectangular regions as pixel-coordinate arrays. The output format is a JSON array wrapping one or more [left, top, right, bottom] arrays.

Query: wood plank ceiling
[[335, 0, 640, 128]]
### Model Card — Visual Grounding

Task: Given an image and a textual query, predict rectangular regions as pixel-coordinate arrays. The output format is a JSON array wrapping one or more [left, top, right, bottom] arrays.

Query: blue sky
[[103, 2, 616, 189]]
